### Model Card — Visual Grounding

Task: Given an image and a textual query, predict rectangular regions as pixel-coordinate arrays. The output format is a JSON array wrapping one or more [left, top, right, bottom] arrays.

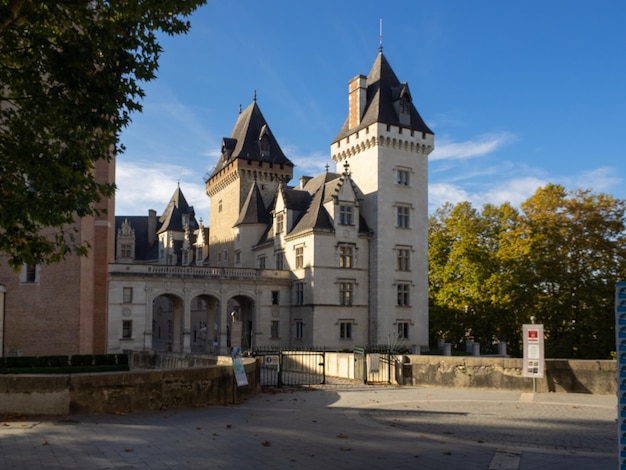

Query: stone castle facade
[[107, 49, 434, 355]]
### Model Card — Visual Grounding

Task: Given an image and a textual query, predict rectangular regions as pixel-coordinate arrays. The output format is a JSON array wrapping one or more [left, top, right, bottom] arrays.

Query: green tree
[[522, 184, 626, 358], [429, 201, 529, 355], [429, 184, 626, 359], [0, 0, 206, 268]]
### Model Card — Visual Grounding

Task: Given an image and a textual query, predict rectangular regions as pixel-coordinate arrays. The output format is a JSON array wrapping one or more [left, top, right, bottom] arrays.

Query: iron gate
[[354, 347, 398, 384], [255, 348, 325, 387]]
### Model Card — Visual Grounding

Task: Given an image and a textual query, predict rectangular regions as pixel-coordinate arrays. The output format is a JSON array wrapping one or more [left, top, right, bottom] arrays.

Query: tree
[[0, 1, 207, 268], [429, 184, 626, 359], [428, 201, 529, 355], [522, 184, 626, 358]]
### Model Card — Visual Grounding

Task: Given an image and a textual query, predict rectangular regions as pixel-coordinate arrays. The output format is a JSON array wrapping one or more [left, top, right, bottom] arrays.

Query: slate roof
[[115, 186, 200, 264], [235, 181, 270, 226], [158, 185, 198, 234], [333, 51, 433, 143], [114, 215, 159, 261], [209, 100, 294, 179]]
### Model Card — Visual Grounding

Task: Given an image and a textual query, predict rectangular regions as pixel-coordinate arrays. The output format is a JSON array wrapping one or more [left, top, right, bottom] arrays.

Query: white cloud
[[429, 177, 548, 213], [115, 160, 210, 218], [571, 167, 622, 194], [479, 176, 548, 207], [428, 183, 470, 212], [430, 132, 517, 161]]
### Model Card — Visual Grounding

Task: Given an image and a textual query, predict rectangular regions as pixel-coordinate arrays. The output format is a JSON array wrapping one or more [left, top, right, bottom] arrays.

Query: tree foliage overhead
[[0, 0, 206, 268], [429, 184, 626, 358]]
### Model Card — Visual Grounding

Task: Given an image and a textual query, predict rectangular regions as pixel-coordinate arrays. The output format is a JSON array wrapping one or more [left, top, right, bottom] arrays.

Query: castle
[[0, 48, 433, 357], [107, 48, 434, 354]]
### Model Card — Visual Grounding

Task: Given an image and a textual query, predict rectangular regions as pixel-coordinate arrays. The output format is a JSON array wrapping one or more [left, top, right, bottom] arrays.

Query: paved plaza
[[0, 384, 618, 469]]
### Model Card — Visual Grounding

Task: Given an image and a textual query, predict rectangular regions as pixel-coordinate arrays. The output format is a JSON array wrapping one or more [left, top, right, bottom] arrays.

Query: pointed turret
[[208, 101, 293, 181], [158, 185, 198, 234], [206, 99, 294, 266], [333, 51, 433, 144]]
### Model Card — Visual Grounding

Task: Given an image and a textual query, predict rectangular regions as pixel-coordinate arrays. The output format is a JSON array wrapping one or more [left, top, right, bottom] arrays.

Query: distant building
[[107, 49, 434, 354]]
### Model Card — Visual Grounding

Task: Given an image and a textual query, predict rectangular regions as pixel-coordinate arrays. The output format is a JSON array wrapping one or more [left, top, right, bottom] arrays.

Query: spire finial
[[239, 104, 242, 114], [253, 90, 257, 102], [379, 17, 383, 52]]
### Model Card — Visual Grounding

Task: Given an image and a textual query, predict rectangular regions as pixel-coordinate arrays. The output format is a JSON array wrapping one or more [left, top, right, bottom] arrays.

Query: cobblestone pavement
[[0, 384, 617, 469]]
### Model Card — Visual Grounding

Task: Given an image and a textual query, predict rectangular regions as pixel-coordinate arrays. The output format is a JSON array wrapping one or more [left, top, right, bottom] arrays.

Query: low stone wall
[[397, 356, 616, 395], [0, 356, 260, 416]]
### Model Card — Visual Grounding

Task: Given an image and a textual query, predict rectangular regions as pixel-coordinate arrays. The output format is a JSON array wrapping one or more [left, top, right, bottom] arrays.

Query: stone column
[[143, 286, 154, 350], [172, 298, 182, 353], [182, 287, 192, 353], [219, 289, 230, 355]]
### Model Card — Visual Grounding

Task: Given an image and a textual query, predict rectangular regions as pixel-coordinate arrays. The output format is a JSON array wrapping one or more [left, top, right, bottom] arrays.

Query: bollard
[[443, 343, 452, 356], [472, 342, 480, 356], [497, 342, 507, 356]]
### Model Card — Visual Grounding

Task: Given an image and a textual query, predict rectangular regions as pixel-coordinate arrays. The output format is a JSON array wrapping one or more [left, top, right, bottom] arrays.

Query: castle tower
[[330, 50, 434, 350], [205, 99, 293, 266]]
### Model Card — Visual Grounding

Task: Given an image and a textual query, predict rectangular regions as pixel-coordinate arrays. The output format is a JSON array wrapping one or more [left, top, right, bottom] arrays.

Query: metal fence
[[253, 347, 325, 387], [354, 347, 400, 384]]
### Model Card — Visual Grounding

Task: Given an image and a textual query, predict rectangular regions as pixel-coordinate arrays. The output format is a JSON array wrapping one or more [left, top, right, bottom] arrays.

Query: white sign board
[[231, 347, 248, 387], [522, 324, 544, 378]]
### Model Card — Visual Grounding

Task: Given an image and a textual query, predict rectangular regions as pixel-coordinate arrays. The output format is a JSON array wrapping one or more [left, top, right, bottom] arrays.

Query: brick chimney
[[348, 74, 367, 130]]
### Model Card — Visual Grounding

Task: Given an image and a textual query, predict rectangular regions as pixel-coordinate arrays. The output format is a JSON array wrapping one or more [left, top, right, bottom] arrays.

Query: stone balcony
[[108, 263, 292, 281]]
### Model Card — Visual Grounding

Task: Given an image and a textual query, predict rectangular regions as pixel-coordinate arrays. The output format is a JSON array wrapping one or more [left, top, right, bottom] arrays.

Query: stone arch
[[189, 293, 220, 353], [224, 292, 257, 352], [151, 292, 184, 352]]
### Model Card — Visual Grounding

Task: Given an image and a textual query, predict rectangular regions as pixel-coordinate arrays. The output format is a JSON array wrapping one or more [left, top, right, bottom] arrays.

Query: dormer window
[[339, 205, 353, 225], [260, 135, 270, 154], [399, 96, 410, 115], [259, 125, 271, 157]]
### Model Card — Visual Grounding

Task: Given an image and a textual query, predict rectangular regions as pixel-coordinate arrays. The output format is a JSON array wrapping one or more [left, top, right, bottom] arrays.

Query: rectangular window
[[271, 320, 280, 339], [276, 251, 284, 270], [397, 169, 410, 186], [397, 283, 410, 307], [218, 200, 223, 212], [295, 246, 304, 268], [181, 251, 189, 265], [25, 264, 37, 283], [123, 287, 133, 303], [122, 320, 133, 339], [397, 248, 410, 271], [271, 291, 280, 305], [339, 282, 353, 306], [339, 245, 353, 268], [396, 206, 410, 228], [234, 251, 241, 264], [339, 205, 353, 225], [340, 322, 352, 339], [276, 213, 284, 234], [295, 320, 304, 340], [258, 256, 266, 270], [397, 322, 409, 339], [295, 282, 304, 305], [121, 243, 132, 258]]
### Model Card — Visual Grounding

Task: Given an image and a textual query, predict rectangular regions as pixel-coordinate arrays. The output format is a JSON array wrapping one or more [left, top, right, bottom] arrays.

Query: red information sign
[[522, 324, 544, 378]]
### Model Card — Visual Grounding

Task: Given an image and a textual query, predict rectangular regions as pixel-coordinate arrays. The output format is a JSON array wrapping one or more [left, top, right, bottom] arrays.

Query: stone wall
[[397, 356, 616, 395], [0, 356, 260, 416]]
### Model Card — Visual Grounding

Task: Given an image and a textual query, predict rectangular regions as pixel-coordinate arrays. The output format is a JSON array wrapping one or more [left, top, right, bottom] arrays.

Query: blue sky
[[117, 1, 626, 219]]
